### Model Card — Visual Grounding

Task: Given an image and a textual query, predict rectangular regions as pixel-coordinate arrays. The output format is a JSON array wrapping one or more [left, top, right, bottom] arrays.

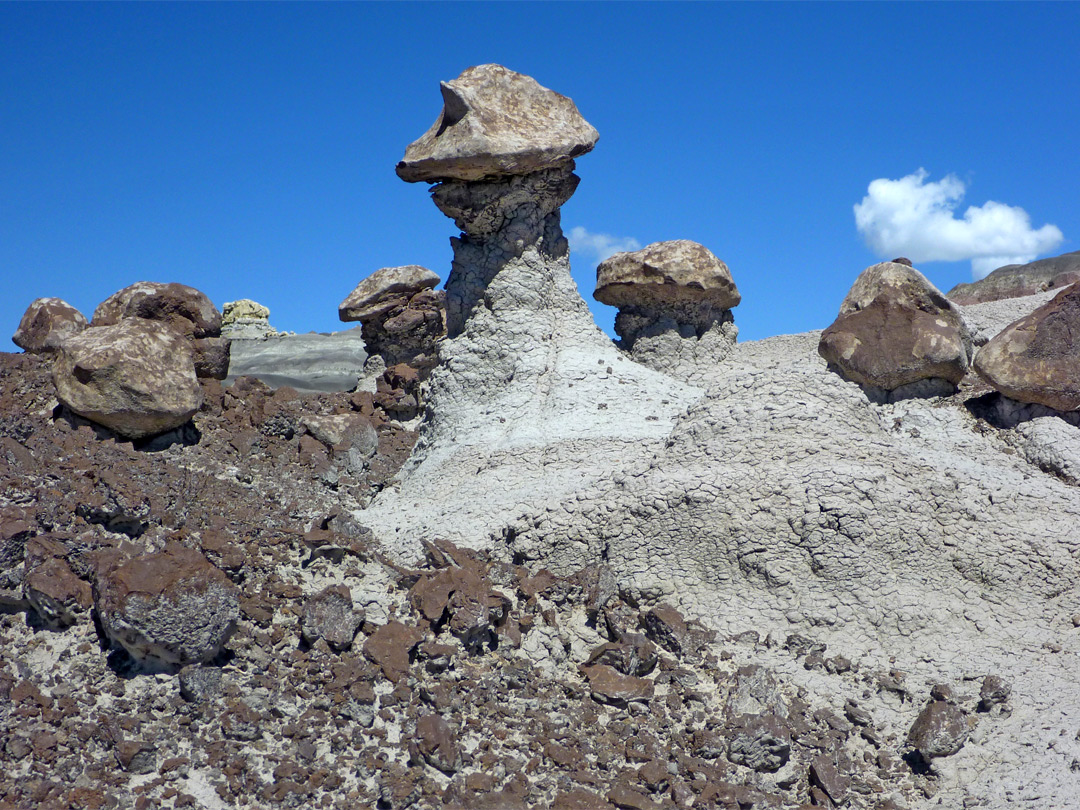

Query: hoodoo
[[361, 65, 701, 557], [595, 239, 741, 382]]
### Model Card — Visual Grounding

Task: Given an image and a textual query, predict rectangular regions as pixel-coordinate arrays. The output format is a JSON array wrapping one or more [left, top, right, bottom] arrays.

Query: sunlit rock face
[[974, 282, 1080, 411], [52, 318, 203, 439], [395, 63, 598, 184], [818, 261, 973, 400]]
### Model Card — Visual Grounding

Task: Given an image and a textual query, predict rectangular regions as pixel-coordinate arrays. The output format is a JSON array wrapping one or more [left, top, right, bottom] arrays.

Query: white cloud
[[567, 226, 641, 264], [853, 169, 1064, 279]]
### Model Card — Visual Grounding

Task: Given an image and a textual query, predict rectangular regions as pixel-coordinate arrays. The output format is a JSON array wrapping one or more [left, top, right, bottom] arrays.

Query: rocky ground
[[0, 346, 1024, 810]]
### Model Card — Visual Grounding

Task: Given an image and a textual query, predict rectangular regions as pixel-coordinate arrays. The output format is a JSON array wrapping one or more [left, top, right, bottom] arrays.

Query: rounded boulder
[[52, 318, 204, 439]]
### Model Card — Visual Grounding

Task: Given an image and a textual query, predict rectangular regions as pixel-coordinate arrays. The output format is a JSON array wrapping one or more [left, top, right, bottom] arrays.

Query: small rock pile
[[14, 281, 233, 441]]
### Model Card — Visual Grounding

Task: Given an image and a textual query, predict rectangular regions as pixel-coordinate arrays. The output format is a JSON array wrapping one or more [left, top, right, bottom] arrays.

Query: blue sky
[[3, 2, 1078, 345]]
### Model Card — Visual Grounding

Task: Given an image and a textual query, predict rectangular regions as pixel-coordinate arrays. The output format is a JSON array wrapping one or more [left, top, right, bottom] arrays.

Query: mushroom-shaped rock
[[340, 266, 445, 377], [973, 284, 1080, 411], [94, 543, 240, 667], [221, 299, 279, 339], [818, 261, 973, 395], [53, 318, 204, 439], [595, 240, 741, 313], [12, 298, 88, 354], [396, 64, 598, 183], [594, 241, 740, 378], [92, 281, 222, 338]]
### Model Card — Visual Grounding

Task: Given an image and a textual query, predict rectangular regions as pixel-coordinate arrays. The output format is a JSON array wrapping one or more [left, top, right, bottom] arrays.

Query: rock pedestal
[[339, 266, 446, 420], [359, 65, 701, 558], [594, 240, 740, 381]]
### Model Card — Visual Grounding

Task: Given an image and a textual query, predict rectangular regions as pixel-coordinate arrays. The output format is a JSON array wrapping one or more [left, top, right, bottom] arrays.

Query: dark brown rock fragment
[[581, 664, 653, 706], [907, 700, 969, 758], [362, 621, 424, 683]]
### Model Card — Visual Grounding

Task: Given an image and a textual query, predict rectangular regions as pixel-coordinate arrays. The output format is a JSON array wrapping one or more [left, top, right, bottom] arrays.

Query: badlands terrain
[[3, 65, 1080, 810]]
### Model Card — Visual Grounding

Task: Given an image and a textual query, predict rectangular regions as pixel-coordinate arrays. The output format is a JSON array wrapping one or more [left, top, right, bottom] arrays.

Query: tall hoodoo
[[361, 65, 701, 557]]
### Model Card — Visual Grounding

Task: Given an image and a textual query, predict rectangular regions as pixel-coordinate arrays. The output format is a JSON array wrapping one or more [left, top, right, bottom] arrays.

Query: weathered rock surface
[[52, 318, 204, 439], [225, 328, 369, 393], [594, 240, 740, 380], [12, 297, 88, 353], [728, 714, 791, 772], [92, 281, 222, 339], [908, 700, 969, 758], [948, 250, 1080, 305], [93, 543, 239, 667], [396, 64, 598, 183], [973, 283, 1080, 411], [819, 261, 973, 394], [301, 585, 363, 651]]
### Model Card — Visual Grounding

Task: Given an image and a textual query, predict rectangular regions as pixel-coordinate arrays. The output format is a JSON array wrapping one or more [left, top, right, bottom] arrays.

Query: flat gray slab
[[225, 328, 368, 393]]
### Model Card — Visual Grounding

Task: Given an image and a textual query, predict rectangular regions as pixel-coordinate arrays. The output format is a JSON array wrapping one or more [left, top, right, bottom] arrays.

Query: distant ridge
[[948, 250, 1080, 305]]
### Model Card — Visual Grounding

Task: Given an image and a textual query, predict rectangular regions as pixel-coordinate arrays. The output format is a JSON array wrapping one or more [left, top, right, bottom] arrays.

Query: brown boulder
[[92, 281, 222, 338], [581, 664, 653, 706], [396, 64, 598, 183], [973, 284, 1080, 411], [907, 700, 969, 758], [819, 261, 973, 391], [93, 542, 240, 667], [52, 318, 204, 439], [12, 298, 88, 353], [413, 714, 460, 774]]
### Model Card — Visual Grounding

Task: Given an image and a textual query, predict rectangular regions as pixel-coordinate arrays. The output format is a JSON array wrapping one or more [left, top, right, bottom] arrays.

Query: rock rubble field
[[4, 64, 1080, 810]]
